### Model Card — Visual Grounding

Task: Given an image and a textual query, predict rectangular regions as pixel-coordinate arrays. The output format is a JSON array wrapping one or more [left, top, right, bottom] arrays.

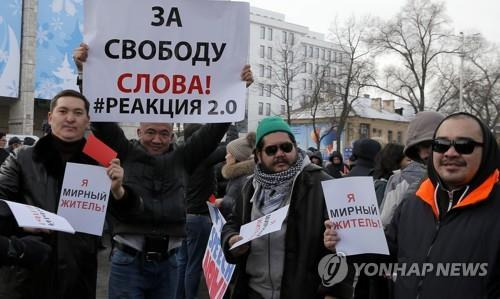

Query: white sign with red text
[[84, 0, 249, 123], [230, 204, 290, 250], [322, 177, 389, 255], [57, 162, 111, 236], [2, 199, 75, 234]]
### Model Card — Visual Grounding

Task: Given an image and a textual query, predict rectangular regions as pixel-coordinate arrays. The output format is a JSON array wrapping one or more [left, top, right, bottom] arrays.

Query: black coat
[[0, 134, 139, 299], [221, 164, 354, 299], [92, 122, 229, 237], [386, 175, 500, 298]]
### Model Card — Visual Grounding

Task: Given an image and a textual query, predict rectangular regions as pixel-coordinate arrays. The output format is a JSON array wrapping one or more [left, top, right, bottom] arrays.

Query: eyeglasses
[[263, 142, 294, 156], [432, 138, 483, 155]]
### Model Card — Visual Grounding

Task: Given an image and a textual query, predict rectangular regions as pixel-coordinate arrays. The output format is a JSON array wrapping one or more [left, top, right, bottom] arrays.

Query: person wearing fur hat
[[216, 132, 256, 217], [221, 116, 354, 299]]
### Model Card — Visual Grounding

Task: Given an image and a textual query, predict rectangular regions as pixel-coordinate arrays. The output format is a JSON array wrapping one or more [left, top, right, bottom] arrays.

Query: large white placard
[[2, 200, 75, 234], [230, 205, 289, 249], [57, 162, 111, 236], [321, 177, 389, 256], [84, 0, 249, 123]]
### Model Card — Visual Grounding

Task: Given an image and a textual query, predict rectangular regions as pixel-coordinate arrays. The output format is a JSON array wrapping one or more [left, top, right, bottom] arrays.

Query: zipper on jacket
[[416, 219, 441, 299], [446, 190, 454, 212]]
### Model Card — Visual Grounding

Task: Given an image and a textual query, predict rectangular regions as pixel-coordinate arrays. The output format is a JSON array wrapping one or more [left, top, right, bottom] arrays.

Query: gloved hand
[[10, 235, 52, 267]]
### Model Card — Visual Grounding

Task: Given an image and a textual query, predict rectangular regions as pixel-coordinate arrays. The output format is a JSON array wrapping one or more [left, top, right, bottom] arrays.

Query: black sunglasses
[[263, 142, 294, 156], [432, 138, 483, 155]]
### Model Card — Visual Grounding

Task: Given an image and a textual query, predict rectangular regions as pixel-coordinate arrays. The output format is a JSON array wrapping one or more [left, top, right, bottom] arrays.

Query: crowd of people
[[0, 32, 498, 299]]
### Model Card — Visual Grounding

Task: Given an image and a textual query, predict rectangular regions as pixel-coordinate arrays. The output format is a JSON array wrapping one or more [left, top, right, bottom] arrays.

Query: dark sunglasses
[[432, 138, 483, 155], [263, 142, 294, 156]]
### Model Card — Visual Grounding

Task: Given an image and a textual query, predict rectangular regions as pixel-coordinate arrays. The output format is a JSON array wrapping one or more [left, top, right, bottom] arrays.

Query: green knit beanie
[[256, 116, 293, 145]]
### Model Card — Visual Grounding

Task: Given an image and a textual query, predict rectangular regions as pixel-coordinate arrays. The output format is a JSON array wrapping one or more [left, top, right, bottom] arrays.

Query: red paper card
[[208, 194, 217, 204], [82, 134, 117, 167]]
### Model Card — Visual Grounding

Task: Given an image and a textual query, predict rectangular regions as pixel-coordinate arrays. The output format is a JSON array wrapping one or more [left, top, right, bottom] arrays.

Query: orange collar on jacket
[[416, 169, 499, 219]]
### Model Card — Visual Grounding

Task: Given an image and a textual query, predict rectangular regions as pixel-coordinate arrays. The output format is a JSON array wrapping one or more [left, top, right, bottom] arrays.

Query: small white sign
[[57, 162, 111, 236], [230, 205, 289, 250], [2, 200, 75, 234], [322, 177, 389, 256]]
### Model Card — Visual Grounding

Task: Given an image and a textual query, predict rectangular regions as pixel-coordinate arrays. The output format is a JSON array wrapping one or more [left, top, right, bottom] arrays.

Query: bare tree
[[262, 40, 305, 124], [462, 39, 500, 132], [431, 36, 499, 132], [306, 60, 338, 151], [330, 16, 375, 152], [368, 0, 457, 113]]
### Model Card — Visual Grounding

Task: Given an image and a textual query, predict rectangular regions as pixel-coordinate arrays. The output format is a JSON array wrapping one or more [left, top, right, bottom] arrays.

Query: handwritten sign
[[322, 177, 389, 255]]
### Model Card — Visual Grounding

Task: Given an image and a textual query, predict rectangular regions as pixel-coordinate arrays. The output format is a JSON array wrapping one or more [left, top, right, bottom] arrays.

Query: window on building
[[388, 130, 393, 143], [397, 131, 403, 144], [304, 45, 308, 56], [266, 66, 272, 78], [260, 26, 265, 39], [303, 79, 307, 89], [333, 67, 337, 77], [259, 64, 265, 77], [314, 48, 319, 58], [259, 83, 264, 96], [309, 46, 313, 57], [308, 80, 313, 90], [258, 102, 263, 115], [339, 53, 343, 63], [321, 49, 325, 60], [281, 105, 286, 115], [302, 95, 307, 106], [282, 31, 287, 44], [266, 103, 271, 115], [259, 45, 265, 58], [267, 27, 273, 41], [302, 62, 307, 73], [266, 84, 272, 97], [267, 47, 272, 59], [289, 33, 295, 45], [288, 87, 293, 99], [359, 123, 370, 138]]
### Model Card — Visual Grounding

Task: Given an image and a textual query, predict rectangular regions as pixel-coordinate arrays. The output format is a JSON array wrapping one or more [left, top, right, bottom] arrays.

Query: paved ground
[[95, 235, 210, 299]]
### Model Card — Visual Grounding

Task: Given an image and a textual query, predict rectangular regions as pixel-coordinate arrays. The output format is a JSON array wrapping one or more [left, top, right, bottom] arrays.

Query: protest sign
[[230, 204, 289, 250], [203, 203, 235, 299], [57, 162, 111, 236], [2, 200, 75, 234], [321, 177, 389, 255], [82, 134, 117, 166], [84, 0, 249, 123]]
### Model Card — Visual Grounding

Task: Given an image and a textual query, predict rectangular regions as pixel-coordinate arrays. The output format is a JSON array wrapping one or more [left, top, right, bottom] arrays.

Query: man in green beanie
[[221, 116, 353, 299]]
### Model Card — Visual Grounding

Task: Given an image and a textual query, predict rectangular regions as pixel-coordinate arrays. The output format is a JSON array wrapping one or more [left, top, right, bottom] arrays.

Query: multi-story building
[[246, 7, 346, 132]]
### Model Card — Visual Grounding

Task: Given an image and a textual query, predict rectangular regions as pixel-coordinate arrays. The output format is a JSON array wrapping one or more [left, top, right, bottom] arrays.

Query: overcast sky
[[247, 0, 500, 44]]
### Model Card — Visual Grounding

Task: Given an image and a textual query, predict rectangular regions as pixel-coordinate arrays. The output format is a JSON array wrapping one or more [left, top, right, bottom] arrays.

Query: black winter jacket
[[221, 164, 354, 299], [0, 134, 139, 299], [92, 122, 229, 237], [386, 112, 500, 299]]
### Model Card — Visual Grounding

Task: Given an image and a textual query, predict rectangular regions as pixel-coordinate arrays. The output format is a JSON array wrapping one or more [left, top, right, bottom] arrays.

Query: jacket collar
[[417, 169, 499, 219]]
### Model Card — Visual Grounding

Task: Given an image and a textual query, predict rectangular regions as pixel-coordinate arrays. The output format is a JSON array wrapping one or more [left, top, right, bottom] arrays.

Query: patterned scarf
[[253, 149, 307, 214]]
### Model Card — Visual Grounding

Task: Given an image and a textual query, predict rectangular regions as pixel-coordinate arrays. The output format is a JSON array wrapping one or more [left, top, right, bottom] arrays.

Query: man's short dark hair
[[50, 89, 90, 116], [0, 132, 5, 139]]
